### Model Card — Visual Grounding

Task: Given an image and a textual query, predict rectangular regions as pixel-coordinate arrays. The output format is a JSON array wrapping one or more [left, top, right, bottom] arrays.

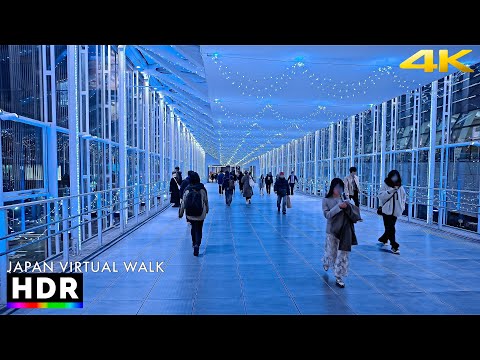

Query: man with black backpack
[[179, 172, 209, 256], [222, 171, 235, 206]]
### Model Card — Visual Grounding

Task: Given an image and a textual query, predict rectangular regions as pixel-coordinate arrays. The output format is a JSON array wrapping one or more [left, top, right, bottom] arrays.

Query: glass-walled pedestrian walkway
[[9, 183, 480, 315], [0, 46, 207, 304], [259, 63, 480, 235]]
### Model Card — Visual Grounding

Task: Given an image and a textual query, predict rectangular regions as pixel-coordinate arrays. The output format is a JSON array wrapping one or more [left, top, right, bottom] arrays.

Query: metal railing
[[296, 177, 480, 232], [0, 180, 171, 304]]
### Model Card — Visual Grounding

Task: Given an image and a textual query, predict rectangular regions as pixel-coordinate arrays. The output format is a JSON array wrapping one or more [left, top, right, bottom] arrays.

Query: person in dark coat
[[241, 171, 254, 204], [180, 170, 194, 199], [180, 170, 194, 223], [322, 178, 358, 288], [217, 170, 225, 195], [274, 172, 290, 214], [179, 172, 209, 256], [169, 171, 181, 207], [238, 171, 244, 193], [175, 166, 183, 183], [265, 172, 274, 195], [222, 171, 234, 206]]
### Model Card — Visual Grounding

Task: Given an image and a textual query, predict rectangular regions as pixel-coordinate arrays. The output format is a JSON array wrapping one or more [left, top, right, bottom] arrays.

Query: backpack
[[185, 187, 204, 216], [228, 177, 235, 190]]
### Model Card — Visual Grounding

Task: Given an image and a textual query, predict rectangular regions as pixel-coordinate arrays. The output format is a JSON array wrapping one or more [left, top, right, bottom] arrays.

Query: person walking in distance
[[377, 170, 406, 255], [180, 170, 194, 225], [344, 167, 361, 207], [322, 178, 359, 288], [288, 171, 298, 195], [169, 171, 181, 207], [241, 171, 254, 204], [179, 172, 209, 256], [174, 166, 183, 183], [231, 172, 237, 194], [265, 172, 274, 195], [274, 172, 290, 214], [258, 174, 265, 196], [238, 170, 244, 194], [217, 170, 225, 196], [223, 170, 235, 206]]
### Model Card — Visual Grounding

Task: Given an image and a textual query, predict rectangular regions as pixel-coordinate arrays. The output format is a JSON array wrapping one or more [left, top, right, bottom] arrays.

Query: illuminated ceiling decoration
[[210, 56, 421, 100], [201, 45, 480, 165], [127, 45, 219, 159]]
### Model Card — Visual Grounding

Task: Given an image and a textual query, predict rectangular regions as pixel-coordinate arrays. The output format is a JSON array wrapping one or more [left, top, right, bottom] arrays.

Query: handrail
[[0, 188, 169, 256], [0, 181, 166, 211], [0, 181, 171, 252]]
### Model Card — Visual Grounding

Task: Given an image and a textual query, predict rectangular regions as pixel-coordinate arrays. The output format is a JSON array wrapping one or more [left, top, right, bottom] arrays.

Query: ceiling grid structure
[[128, 45, 480, 165]]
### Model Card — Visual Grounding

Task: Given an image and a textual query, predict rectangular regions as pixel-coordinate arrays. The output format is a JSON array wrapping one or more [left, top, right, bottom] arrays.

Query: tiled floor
[[14, 183, 480, 315]]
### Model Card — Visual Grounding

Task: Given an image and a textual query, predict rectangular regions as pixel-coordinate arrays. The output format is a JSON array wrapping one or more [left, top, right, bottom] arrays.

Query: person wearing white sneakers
[[377, 170, 406, 255]]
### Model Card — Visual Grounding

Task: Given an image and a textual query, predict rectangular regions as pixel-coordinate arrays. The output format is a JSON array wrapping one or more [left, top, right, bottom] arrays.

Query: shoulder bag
[[377, 190, 396, 216]]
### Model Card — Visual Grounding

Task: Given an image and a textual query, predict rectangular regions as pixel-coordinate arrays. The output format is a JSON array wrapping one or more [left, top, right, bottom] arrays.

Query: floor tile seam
[[230, 221, 247, 315], [192, 208, 216, 314], [248, 221, 305, 314], [135, 219, 196, 314], [357, 249, 473, 292]]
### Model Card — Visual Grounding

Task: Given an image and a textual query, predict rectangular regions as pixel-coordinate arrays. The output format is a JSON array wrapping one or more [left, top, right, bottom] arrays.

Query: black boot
[[193, 245, 199, 256]]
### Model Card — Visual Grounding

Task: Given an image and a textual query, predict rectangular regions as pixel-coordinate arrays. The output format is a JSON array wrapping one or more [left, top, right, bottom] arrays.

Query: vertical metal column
[[177, 116, 181, 171], [287, 143, 291, 174], [143, 74, 151, 215], [409, 88, 421, 222], [67, 45, 81, 253], [0, 118, 6, 304], [329, 123, 334, 181], [303, 135, 308, 192], [427, 80, 438, 225], [314, 130, 319, 196], [118, 45, 128, 231], [170, 107, 175, 172], [439, 75, 452, 229], [159, 96, 165, 190], [380, 102, 387, 189], [349, 116, 355, 168], [294, 140, 298, 178]]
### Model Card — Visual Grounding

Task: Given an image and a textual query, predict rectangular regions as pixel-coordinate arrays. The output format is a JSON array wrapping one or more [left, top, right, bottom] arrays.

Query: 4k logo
[[400, 50, 473, 73]]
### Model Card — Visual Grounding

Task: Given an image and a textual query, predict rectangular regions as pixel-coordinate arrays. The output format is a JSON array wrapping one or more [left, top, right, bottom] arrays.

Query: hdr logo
[[7, 273, 84, 309]]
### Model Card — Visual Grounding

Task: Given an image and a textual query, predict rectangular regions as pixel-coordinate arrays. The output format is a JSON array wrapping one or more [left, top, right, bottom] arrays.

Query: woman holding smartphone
[[322, 178, 356, 288], [378, 170, 407, 255]]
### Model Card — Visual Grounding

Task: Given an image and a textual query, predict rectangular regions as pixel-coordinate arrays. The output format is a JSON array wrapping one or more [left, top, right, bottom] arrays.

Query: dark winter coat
[[265, 174, 274, 185], [241, 174, 253, 198], [169, 177, 181, 204], [179, 183, 209, 221], [274, 178, 290, 197], [179, 177, 190, 198]]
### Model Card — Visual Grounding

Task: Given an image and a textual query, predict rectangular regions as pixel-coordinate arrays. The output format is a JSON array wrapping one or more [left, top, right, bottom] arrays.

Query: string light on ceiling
[[209, 54, 423, 100]]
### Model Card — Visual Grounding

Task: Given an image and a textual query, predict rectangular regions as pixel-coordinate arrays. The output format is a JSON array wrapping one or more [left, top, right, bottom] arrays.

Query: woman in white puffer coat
[[377, 170, 406, 255]]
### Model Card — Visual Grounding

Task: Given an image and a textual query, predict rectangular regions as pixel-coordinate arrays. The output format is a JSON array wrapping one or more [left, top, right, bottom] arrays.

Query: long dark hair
[[385, 169, 402, 187], [189, 172, 200, 185], [326, 178, 344, 198]]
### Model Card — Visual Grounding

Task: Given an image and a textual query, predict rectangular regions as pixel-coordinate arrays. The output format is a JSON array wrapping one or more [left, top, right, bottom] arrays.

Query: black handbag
[[377, 191, 396, 216]]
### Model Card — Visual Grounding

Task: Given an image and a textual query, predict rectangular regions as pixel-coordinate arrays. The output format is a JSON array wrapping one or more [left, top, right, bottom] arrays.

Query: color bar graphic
[[7, 302, 83, 309]]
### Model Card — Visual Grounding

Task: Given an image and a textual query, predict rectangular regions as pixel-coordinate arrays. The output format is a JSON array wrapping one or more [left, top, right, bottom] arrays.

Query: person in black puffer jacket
[[274, 172, 290, 214]]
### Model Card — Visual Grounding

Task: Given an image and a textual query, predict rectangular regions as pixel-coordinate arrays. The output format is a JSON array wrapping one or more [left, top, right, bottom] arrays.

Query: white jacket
[[377, 183, 406, 217], [344, 174, 360, 197]]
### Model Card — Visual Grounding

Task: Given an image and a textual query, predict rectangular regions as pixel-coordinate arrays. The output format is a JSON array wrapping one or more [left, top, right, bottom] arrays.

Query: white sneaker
[[391, 248, 400, 255]]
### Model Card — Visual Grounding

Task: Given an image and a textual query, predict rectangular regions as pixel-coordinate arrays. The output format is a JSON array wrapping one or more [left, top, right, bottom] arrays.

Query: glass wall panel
[[0, 45, 43, 120], [1, 120, 44, 192]]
